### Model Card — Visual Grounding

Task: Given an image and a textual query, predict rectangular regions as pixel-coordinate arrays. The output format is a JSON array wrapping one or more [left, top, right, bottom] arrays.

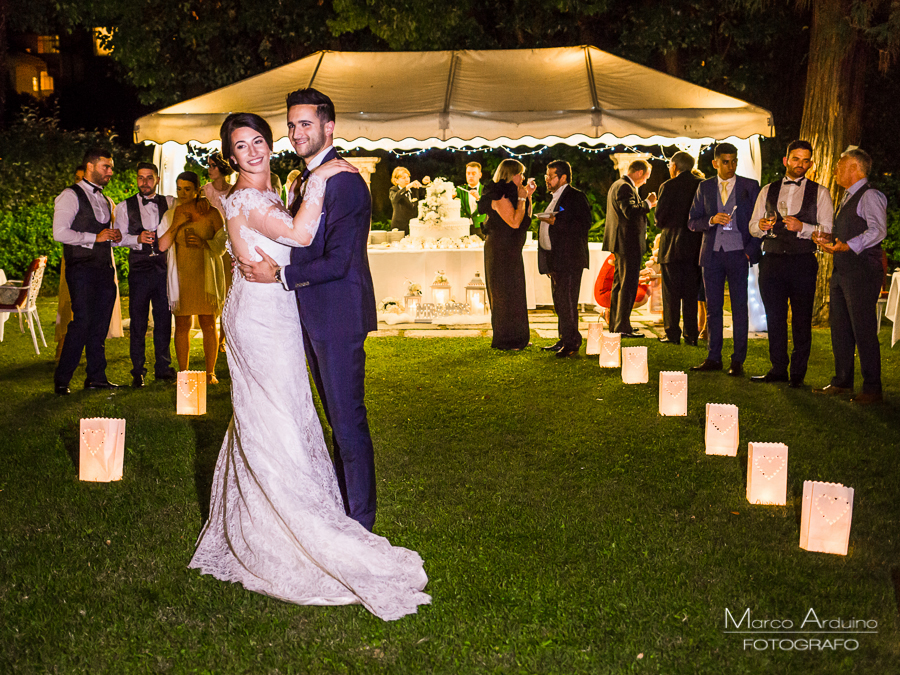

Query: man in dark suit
[[688, 142, 761, 376], [536, 160, 593, 357], [814, 148, 887, 404], [456, 162, 487, 235], [603, 159, 657, 338], [239, 88, 379, 531], [655, 151, 703, 346]]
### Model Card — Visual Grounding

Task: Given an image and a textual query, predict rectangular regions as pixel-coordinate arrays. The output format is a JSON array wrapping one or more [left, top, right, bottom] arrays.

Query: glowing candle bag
[[598, 331, 621, 367], [659, 371, 687, 416], [586, 323, 603, 355], [800, 481, 854, 555], [79, 417, 125, 482], [177, 370, 207, 415], [621, 346, 648, 384], [746, 442, 788, 505], [705, 403, 739, 456]]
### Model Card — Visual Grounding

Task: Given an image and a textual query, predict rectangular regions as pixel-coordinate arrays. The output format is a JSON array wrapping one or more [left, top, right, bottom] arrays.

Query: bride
[[188, 112, 430, 621]]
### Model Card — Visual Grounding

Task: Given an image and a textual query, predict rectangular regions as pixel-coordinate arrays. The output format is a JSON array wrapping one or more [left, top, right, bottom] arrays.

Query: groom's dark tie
[[290, 167, 312, 216]]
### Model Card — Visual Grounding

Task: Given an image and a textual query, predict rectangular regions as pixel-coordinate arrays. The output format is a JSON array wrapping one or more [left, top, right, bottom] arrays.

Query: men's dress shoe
[[556, 346, 579, 358], [690, 359, 723, 372], [684, 338, 698, 347], [851, 392, 883, 405], [657, 336, 680, 345], [541, 342, 563, 352], [727, 363, 744, 377], [155, 369, 177, 381], [620, 331, 645, 339], [788, 379, 805, 389], [84, 380, 120, 390], [750, 372, 789, 384], [54, 384, 70, 396], [132, 374, 145, 388], [812, 385, 851, 396]]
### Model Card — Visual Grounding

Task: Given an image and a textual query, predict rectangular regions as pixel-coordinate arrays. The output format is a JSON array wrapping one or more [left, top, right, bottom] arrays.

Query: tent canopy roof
[[134, 46, 774, 150]]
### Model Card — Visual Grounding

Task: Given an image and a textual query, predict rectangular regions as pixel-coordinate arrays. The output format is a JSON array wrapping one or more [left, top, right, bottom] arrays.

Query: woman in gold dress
[[158, 171, 226, 384]]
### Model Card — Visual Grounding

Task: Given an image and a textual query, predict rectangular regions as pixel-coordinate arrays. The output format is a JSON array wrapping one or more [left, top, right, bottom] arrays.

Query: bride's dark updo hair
[[220, 113, 274, 171]]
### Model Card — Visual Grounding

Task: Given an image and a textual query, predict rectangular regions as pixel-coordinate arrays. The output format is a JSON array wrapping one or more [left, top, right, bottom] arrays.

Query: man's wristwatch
[[274, 266, 284, 285]]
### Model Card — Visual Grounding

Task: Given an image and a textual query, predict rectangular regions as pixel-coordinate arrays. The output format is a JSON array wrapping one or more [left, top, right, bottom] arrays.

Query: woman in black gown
[[478, 159, 536, 350]]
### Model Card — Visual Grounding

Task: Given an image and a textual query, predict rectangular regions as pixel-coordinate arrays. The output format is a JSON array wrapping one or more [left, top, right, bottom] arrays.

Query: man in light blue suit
[[688, 143, 761, 377]]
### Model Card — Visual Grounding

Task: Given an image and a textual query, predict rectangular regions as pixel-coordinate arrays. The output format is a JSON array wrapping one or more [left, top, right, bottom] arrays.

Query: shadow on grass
[[59, 419, 80, 470], [892, 567, 900, 620], [189, 409, 229, 523]]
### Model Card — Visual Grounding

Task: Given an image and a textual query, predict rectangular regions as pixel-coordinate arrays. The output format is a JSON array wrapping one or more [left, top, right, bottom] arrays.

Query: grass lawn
[[1, 297, 898, 674]]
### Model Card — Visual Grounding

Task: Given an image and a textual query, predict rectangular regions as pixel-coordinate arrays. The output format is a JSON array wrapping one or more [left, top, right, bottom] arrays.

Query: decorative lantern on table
[[705, 403, 739, 456], [598, 331, 621, 367], [404, 280, 423, 313], [79, 417, 126, 482], [659, 371, 688, 416], [800, 481, 854, 555], [177, 370, 207, 415], [586, 323, 603, 355], [621, 346, 648, 383], [431, 270, 451, 305], [746, 442, 788, 505], [465, 273, 488, 315]]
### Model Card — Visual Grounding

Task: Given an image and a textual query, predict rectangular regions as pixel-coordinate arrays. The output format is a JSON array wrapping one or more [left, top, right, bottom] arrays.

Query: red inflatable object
[[594, 253, 650, 309]]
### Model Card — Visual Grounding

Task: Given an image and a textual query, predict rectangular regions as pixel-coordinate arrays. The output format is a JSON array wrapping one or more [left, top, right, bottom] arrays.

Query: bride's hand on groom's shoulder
[[315, 159, 359, 180], [237, 248, 279, 284]]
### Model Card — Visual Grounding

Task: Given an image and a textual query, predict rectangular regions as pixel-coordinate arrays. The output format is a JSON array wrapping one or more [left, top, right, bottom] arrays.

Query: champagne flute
[[763, 207, 777, 238], [814, 223, 833, 246]]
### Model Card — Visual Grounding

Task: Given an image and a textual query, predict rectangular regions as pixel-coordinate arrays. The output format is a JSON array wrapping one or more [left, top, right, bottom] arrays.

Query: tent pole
[[584, 47, 602, 137], [307, 52, 326, 90], [440, 52, 459, 142]]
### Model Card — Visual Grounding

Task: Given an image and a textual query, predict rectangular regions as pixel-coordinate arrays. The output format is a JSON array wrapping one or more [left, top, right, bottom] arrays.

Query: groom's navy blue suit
[[283, 147, 378, 531]]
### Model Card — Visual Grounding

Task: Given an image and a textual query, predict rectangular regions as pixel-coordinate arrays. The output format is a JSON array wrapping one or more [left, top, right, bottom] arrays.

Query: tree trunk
[[799, 0, 867, 326]]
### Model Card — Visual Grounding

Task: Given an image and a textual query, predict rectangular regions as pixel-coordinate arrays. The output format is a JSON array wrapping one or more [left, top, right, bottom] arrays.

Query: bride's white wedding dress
[[188, 182, 430, 621]]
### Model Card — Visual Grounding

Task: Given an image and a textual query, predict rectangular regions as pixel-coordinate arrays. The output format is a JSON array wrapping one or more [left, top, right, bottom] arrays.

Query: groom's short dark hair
[[286, 88, 335, 124]]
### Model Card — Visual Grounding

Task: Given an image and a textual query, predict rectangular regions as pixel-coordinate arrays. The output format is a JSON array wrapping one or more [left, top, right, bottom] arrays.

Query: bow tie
[[783, 180, 802, 186], [141, 197, 156, 207], [84, 181, 102, 194]]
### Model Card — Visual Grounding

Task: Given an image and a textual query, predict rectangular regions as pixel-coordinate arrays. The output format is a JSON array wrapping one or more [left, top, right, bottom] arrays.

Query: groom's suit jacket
[[283, 148, 377, 340]]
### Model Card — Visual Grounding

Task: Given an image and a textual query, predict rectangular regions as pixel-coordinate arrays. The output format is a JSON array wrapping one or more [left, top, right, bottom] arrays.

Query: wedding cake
[[409, 178, 471, 241]]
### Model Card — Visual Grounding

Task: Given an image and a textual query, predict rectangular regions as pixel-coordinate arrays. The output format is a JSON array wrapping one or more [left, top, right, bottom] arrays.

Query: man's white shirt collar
[[306, 145, 334, 172]]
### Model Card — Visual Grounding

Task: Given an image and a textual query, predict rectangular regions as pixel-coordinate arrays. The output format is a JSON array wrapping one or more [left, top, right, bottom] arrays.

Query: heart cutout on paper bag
[[665, 381, 685, 398], [81, 428, 106, 458], [178, 379, 198, 398], [814, 493, 851, 526], [754, 453, 784, 481], [709, 412, 736, 435], [603, 341, 618, 356]]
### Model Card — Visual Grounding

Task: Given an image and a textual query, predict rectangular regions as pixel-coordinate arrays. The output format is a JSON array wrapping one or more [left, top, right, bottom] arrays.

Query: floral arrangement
[[406, 280, 422, 296], [417, 177, 458, 226], [378, 297, 404, 314], [432, 270, 450, 285]]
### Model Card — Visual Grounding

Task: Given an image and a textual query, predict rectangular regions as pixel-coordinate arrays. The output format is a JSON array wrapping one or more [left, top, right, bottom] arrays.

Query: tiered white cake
[[409, 178, 471, 241]]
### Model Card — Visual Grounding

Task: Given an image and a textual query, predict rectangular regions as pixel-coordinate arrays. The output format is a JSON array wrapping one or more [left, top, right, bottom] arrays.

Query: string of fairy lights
[[381, 143, 691, 163]]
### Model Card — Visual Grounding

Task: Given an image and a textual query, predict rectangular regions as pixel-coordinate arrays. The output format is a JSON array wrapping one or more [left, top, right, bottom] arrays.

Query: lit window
[[40, 72, 54, 92], [37, 35, 60, 54], [33, 77, 39, 92], [93, 28, 113, 56]]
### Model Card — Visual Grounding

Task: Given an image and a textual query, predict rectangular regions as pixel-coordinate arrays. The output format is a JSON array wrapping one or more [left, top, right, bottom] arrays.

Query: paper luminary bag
[[598, 331, 621, 367], [176, 370, 207, 415], [746, 442, 788, 505], [705, 403, 739, 456], [586, 323, 603, 355], [79, 417, 125, 482], [659, 371, 687, 416], [800, 481, 854, 555], [621, 346, 648, 384]]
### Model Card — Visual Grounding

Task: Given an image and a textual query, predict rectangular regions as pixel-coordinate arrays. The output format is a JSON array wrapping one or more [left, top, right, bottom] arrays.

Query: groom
[[238, 88, 379, 531]]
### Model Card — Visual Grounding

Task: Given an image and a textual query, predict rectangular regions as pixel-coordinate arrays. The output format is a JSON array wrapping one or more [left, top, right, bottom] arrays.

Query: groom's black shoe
[[556, 345, 579, 358], [84, 380, 119, 390], [542, 341, 563, 352]]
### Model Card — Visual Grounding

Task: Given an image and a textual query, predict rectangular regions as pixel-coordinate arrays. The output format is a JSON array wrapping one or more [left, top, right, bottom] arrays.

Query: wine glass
[[814, 224, 833, 246], [146, 229, 159, 257], [763, 207, 777, 238]]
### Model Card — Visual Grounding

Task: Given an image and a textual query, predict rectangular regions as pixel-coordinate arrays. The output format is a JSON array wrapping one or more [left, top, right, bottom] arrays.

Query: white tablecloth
[[885, 270, 900, 347], [367, 243, 610, 309]]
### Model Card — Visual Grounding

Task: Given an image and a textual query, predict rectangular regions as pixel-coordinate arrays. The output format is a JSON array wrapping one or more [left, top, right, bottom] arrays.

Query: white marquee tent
[[134, 46, 774, 192]]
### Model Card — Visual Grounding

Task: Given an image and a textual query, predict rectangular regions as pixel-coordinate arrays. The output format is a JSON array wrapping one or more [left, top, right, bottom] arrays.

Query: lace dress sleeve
[[225, 177, 326, 249]]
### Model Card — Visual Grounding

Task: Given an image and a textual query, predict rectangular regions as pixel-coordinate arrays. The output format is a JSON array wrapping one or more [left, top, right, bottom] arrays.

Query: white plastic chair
[[0, 256, 48, 355]]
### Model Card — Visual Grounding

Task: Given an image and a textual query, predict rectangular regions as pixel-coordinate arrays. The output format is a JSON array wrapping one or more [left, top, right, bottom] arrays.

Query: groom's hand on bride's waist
[[238, 248, 279, 284]]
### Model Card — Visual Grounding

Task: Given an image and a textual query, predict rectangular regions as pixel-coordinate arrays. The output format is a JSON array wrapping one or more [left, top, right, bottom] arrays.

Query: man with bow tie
[[113, 162, 177, 387], [53, 147, 122, 395], [749, 141, 834, 388]]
